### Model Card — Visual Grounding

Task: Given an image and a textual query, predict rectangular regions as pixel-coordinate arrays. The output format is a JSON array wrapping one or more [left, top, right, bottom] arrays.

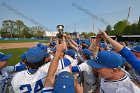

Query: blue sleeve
[[14, 64, 26, 72], [72, 66, 81, 72], [119, 47, 140, 73], [76, 38, 80, 45]]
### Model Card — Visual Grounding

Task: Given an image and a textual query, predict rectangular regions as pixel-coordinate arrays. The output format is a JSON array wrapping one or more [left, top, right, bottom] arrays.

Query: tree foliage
[[0, 20, 45, 38]]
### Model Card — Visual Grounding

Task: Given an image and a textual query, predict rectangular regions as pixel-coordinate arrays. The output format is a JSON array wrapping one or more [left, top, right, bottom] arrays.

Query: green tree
[[137, 16, 140, 34], [30, 26, 45, 37], [7, 20, 15, 38], [21, 26, 32, 38], [123, 23, 138, 35], [110, 20, 128, 35], [81, 32, 88, 38], [15, 20, 25, 37], [2, 20, 11, 38], [87, 32, 96, 37], [105, 25, 112, 34]]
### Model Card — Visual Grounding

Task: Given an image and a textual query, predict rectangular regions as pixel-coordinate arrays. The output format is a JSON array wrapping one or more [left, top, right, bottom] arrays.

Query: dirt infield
[[0, 42, 39, 49]]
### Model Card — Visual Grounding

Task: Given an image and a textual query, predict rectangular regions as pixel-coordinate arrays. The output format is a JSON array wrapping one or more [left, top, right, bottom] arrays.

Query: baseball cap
[[36, 43, 42, 47], [131, 45, 140, 53], [53, 71, 75, 93], [40, 45, 48, 51], [20, 52, 26, 60], [26, 47, 45, 63], [51, 48, 56, 52], [44, 52, 49, 58], [121, 56, 126, 64], [66, 49, 75, 59], [50, 42, 56, 47], [0, 52, 12, 61], [84, 40, 91, 46], [87, 50, 123, 68], [82, 49, 92, 56], [99, 43, 107, 49]]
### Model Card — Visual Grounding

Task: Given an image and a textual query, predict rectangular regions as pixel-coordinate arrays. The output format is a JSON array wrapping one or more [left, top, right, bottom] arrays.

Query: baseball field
[[0, 40, 48, 65]]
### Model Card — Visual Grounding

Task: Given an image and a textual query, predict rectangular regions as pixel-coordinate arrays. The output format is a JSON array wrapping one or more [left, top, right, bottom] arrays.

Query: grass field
[[0, 40, 49, 43], [0, 48, 28, 65]]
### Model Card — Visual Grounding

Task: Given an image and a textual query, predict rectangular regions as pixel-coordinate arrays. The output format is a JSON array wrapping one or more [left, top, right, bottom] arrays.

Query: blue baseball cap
[[0, 52, 12, 61], [40, 45, 48, 51], [53, 71, 75, 93], [20, 52, 26, 60], [121, 56, 126, 64], [131, 45, 140, 53], [50, 42, 56, 47], [36, 43, 42, 47], [44, 52, 49, 58], [87, 50, 123, 68], [26, 47, 45, 63], [51, 48, 56, 53], [66, 49, 75, 59], [82, 49, 92, 56], [84, 40, 91, 46], [99, 43, 107, 49]]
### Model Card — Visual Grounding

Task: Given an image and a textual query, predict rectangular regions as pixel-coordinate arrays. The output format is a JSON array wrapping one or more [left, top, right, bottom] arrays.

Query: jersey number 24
[[19, 79, 44, 93]]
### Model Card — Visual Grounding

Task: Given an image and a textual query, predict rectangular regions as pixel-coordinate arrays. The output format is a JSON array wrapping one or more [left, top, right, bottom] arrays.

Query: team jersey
[[11, 63, 50, 93], [65, 55, 78, 66], [0, 66, 15, 93], [100, 73, 140, 93], [41, 87, 53, 93], [56, 58, 72, 75], [11, 58, 71, 93], [72, 61, 97, 93]]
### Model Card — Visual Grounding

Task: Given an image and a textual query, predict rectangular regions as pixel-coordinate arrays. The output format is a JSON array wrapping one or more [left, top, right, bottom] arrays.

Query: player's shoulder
[[12, 70, 26, 81], [11, 70, 26, 87], [39, 62, 51, 72]]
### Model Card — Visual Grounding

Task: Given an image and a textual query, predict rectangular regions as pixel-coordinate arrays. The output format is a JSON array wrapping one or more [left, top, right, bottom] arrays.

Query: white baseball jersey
[[11, 58, 72, 93], [65, 55, 78, 66], [0, 66, 15, 93], [11, 63, 50, 93], [100, 73, 140, 93]]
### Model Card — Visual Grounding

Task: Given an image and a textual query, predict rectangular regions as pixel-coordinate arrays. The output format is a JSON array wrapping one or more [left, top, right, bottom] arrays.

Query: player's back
[[11, 63, 50, 93]]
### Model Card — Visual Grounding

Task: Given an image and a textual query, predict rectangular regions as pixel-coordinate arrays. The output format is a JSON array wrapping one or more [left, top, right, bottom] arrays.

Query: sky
[[0, 0, 140, 34]]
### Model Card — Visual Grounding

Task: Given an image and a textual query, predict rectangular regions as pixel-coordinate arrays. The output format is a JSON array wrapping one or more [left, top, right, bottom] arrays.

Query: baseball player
[[15, 52, 26, 66], [72, 49, 97, 93], [11, 47, 71, 93], [11, 47, 50, 93], [0, 52, 26, 93], [87, 50, 140, 93], [0, 52, 13, 93]]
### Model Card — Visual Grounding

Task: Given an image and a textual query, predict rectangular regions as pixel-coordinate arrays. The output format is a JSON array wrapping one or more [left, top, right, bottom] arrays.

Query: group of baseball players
[[0, 31, 140, 93]]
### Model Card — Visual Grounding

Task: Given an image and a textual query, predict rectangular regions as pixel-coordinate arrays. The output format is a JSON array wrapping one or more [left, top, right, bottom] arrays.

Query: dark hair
[[25, 58, 45, 69], [84, 55, 91, 60]]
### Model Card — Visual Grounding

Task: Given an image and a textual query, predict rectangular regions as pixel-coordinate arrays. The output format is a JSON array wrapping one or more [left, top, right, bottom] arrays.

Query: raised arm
[[99, 30, 140, 73], [99, 30, 123, 52], [44, 44, 64, 87]]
